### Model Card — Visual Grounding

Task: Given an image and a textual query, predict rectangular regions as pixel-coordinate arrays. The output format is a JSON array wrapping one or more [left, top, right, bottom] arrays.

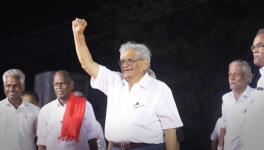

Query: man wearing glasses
[[72, 18, 183, 150], [241, 29, 264, 150]]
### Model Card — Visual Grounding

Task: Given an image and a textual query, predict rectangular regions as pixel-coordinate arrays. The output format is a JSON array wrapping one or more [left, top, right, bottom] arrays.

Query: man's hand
[[72, 18, 87, 34]]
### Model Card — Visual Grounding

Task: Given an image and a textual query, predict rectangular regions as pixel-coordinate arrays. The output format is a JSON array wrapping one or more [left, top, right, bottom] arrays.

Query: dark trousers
[[111, 143, 165, 150]]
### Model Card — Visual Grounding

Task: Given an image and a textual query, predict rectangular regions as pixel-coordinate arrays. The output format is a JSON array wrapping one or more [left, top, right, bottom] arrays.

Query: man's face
[[119, 49, 148, 82], [53, 73, 73, 100], [4, 76, 24, 101], [252, 33, 264, 67], [228, 63, 248, 91]]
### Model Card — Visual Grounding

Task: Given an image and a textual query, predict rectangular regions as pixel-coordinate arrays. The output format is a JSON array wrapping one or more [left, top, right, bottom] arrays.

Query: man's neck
[[8, 98, 22, 109], [127, 74, 146, 90], [233, 87, 247, 101], [58, 96, 70, 106]]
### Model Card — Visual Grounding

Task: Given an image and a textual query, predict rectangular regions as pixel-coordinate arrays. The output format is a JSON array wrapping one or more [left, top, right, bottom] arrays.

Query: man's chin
[[8, 95, 21, 101], [57, 94, 69, 100], [229, 86, 236, 90], [58, 96, 66, 99], [254, 60, 264, 67]]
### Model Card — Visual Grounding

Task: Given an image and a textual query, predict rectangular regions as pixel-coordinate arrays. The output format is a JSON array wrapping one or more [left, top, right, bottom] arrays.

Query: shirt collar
[[122, 72, 151, 89], [3, 98, 10, 105], [230, 85, 252, 101], [3, 98, 28, 108], [56, 97, 66, 107], [259, 67, 264, 76]]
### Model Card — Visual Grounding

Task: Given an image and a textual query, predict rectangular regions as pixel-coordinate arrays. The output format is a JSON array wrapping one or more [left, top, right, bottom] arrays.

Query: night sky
[[0, 0, 264, 149]]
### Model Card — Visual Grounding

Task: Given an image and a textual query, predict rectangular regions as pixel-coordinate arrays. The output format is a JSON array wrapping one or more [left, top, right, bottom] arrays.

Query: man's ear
[[144, 59, 150, 69]]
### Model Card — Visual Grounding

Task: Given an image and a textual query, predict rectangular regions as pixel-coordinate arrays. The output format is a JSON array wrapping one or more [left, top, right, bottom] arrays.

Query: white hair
[[229, 59, 253, 83], [119, 41, 156, 78], [2, 69, 25, 87]]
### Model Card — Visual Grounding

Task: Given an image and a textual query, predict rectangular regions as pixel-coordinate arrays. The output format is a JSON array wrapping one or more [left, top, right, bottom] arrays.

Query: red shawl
[[60, 92, 86, 142]]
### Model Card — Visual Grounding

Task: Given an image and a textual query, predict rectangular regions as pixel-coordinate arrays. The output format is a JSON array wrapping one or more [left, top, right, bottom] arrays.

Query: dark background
[[0, 0, 263, 149]]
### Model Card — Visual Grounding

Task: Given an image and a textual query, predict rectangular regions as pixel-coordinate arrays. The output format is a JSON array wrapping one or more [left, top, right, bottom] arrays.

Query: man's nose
[[10, 85, 16, 90], [229, 75, 235, 80]]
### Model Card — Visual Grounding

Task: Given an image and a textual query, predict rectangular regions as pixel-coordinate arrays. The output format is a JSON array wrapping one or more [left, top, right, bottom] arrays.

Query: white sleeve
[[90, 65, 121, 96], [210, 118, 221, 140], [157, 85, 183, 129], [36, 107, 48, 146], [221, 97, 227, 128], [210, 127, 218, 140], [85, 102, 99, 140]]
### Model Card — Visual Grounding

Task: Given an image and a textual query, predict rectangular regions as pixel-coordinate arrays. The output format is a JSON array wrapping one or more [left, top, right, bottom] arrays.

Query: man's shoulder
[[248, 86, 255, 91], [149, 77, 169, 89], [0, 98, 6, 104], [222, 91, 232, 101], [0, 98, 7, 108], [40, 99, 58, 111]]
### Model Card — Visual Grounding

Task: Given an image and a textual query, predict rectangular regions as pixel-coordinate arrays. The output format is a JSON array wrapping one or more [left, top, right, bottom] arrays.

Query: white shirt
[[91, 65, 183, 143], [221, 86, 254, 150], [95, 120, 106, 150], [241, 67, 264, 150], [210, 118, 223, 141], [37, 98, 99, 150], [0, 98, 39, 150]]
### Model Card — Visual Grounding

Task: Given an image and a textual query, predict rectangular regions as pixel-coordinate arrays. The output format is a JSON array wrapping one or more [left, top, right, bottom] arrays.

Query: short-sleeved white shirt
[[241, 67, 264, 150], [37, 98, 99, 150], [91, 65, 183, 143], [0, 98, 39, 150], [221, 86, 254, 150], [210, 118, 223, 141]]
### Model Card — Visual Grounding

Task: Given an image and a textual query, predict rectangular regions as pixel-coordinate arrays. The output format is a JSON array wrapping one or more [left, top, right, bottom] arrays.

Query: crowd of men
[[210, 29, 264, 150]]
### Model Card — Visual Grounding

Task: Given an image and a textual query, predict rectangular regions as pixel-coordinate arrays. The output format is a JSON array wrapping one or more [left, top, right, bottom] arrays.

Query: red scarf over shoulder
[[60, 92, 86, 142]]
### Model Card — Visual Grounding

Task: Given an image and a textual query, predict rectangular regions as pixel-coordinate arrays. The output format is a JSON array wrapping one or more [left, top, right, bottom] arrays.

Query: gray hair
[[2, 69, 25, 87], [119, 41, 156, 78], [256, 28, 264, 35], [229, 59, 253, 83]]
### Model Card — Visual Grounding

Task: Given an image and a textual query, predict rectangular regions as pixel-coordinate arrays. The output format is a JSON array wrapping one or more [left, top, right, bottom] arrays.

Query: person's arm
[[211, 140, 218, 150], [164, 128, 178, 150], [218, 128, 226, 150], [38, 145, 46, 150], [88, 138, 98, 150], [107, 141, 112, 150], [72, 18, 99, 78]]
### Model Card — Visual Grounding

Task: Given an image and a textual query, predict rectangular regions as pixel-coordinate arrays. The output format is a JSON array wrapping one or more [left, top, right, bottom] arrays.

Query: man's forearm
[[38, 145, 46, 150], [164, 128, 178, 150], [218, 128, 226, 150]]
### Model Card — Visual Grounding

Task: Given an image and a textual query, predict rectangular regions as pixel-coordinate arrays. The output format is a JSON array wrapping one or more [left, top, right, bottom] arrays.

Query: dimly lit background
[[0, 0, 263, 149]]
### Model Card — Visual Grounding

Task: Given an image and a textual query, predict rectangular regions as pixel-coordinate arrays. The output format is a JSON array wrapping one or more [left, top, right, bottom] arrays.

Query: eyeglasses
[[118, 58, 143, 66], [250, 42, 264, 51]]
